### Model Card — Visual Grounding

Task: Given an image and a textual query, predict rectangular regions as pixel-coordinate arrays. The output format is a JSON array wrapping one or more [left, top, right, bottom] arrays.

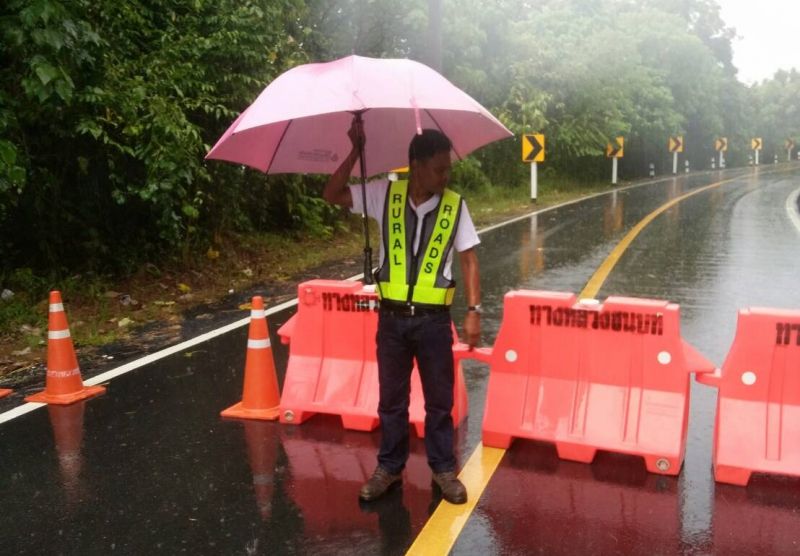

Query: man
[[323, 121, 481, 505]]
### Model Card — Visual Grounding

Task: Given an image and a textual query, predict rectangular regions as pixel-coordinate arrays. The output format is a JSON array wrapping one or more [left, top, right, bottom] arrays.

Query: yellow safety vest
[[375, 180, 462, 306]]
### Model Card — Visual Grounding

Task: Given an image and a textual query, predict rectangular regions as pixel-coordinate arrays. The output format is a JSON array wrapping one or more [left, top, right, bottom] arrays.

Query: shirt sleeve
[[349, 178, 387, 221], [454, 200, 480, 252]]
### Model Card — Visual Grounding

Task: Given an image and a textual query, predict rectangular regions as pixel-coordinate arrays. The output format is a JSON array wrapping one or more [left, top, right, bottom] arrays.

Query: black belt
[[379, 301, 450, 317]]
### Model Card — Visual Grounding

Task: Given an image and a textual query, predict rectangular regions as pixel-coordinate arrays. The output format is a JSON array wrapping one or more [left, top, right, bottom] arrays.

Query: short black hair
[[409, 129, 452, 164]]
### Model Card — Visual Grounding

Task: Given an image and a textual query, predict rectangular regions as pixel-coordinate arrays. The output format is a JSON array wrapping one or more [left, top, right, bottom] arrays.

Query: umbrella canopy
[[206, 55, 512, 177]]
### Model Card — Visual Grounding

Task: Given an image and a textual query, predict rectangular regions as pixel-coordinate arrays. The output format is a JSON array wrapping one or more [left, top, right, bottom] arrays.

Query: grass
[[0, 176, 617, 380], [467, 176, 615, 223]]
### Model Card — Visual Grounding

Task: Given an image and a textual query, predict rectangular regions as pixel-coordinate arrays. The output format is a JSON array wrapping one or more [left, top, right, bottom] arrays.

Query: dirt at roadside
[[0, 253, 364, 398]]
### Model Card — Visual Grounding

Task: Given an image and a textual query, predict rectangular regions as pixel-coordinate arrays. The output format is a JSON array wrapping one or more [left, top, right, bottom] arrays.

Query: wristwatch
[[467, 304, 483, 314]]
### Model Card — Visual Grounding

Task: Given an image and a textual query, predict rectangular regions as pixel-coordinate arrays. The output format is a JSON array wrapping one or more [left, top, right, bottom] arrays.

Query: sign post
[[668, 136, 683, 174], [786, 139, 796, 162], [606, 136, 624, 185], [715, 137, 727, 169], [522, 133, 545, 202], [751, 137, 762, 165]]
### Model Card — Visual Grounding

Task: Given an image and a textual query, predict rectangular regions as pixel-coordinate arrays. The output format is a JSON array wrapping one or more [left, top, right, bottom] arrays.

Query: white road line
[[476, 170, 754, 236], [0, 297, 299, 425], [477, 176, 681, 236], [786, 187, 800, 235], [0, 402, 45, 425]]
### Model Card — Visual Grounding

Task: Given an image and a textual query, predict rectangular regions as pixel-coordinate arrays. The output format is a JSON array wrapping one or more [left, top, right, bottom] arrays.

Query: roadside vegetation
[[1, 0, 799, 378]]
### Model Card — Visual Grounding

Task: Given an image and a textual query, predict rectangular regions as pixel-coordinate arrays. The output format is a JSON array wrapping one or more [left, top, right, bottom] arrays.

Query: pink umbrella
[[206, 54, 512, 281], [206, 55, 512, 176]]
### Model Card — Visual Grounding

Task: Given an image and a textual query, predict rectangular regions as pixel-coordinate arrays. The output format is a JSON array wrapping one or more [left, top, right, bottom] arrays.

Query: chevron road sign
[[751, 138, 763, 165], [606, 136, 624, 185], [669, 136, 683, 174], [522, 134, 545, 163], [606, 136, 624, 158]]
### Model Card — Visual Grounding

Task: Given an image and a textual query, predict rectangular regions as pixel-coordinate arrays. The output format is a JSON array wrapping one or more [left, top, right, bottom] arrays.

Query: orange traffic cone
[[0, 388, 12, 398], [221, 296, 280, 420], [25, 291, 106, 405]]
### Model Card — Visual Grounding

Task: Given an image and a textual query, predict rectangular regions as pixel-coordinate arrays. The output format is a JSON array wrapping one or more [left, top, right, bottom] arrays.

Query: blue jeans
[[376, 309, 455, 474]]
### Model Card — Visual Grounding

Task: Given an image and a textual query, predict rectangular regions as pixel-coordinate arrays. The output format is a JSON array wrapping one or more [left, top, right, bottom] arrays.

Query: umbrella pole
[[355, 112, 374, 285]]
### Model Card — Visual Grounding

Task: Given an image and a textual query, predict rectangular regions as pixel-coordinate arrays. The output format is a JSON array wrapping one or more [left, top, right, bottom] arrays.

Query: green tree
[[752, 70, 800, 160], [0, 0, 310, 274]]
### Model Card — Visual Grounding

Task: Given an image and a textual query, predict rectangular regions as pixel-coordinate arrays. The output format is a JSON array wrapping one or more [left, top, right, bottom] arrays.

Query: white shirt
[[349, 178, 480, 280]]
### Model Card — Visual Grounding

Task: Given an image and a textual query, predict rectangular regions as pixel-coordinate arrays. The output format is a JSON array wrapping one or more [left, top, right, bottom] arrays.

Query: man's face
[[412, 151, 451, 195]]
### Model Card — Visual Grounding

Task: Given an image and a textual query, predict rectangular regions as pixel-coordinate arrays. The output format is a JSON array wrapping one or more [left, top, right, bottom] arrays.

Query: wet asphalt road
[[1, 164, 799, 555]]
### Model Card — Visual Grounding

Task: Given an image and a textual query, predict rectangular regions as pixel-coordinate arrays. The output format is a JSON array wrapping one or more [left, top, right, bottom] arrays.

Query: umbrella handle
[[354, 112, 374, 284]]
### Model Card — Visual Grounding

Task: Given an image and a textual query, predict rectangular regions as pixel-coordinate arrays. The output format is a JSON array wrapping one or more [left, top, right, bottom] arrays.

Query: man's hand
[[463, 311, 481, 348], [348, 118, 365, 151], [323, 117, 365, 208]]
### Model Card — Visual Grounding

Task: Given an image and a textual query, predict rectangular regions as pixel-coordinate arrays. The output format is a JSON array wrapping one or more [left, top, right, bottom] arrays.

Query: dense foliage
[[1, 0, 797, 279]]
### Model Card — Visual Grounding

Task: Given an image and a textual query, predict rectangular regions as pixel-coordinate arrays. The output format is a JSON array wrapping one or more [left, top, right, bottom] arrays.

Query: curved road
[[1, 163, 798, 555]]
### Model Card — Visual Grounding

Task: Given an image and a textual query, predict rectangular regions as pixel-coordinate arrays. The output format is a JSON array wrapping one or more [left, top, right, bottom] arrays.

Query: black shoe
[[359, 466, 402, 502], [431, 471, 467, 504]]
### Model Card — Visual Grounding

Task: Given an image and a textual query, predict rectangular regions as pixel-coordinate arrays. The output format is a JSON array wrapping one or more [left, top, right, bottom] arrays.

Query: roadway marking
[[581, 177, 739, 298], [786, 187, 800, 235], [584, 168, 798, 299], [406, 444, 505, 555], [0, 296, 299, 425], [404, 168, 799, 556], [477, 174, 711, 236]]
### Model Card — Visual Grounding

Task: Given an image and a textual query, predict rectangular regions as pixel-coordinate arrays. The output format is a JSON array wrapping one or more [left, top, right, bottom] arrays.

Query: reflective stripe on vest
[[383, 180, 410, 302], [376, 180, 462, 305]]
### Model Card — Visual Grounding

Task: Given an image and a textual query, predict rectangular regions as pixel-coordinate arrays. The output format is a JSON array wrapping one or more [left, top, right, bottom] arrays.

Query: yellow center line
[[582, 164, 798, 299], [580, 176, 739, 298], [405, 167, 792, 556], [406, 444, 505, 555]]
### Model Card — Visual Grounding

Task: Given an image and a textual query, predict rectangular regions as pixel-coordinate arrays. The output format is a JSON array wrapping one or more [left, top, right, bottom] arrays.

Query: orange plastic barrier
[[478, 290, 715, 475], [0, 388, 11, 398], [220, 296, 281, 421], [26, 291, 105, 405], [277, 280, 467, 435], [697, 307, 800, 486]]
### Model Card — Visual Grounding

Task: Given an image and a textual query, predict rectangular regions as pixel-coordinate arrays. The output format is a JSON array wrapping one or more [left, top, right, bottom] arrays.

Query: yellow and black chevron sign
[[522, 133, 545, 163], [784, 139, 795, 150], [605, 136, 624, 158], [668, 136, 684, 153], [715, 137, 728, 152], [751, 137, 762, 150]]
